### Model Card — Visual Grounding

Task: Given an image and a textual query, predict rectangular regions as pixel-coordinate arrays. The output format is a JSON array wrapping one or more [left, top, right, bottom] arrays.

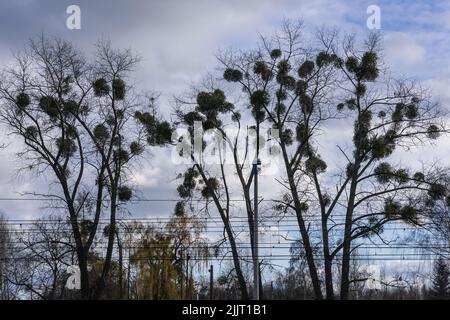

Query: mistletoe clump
[[370, 135, 395, 159], [250, 90, 269, 122], [201, 177, 219, 198], [384, 198, 419, 224], [298, 60, 315, 78], [197, 89, 233, 114], [112, 78, 126, 100], [183, 111, 204, 126], [114, 148, 130, 163], [93, 78, 110, 96], [345, 98, 357, 110], [177, 168, 199, 199], [393, 168, 409, 184], [428, 183, 446, 200], [56, 137, 77, 158], [345, 52, 379, 82], [353, 110, 372, 149], [24, 126, 38, 140], [270, 48, 282, 59], [383, 198, 401, 218], [305, 154, 327, 174], [359, 52, 379, 81], [315, 52, 336, 67], [63, 100, 79, 116], [392, 103, 405, 122], [374, 162, 393, 184], [135, 111, 172, 146], [280, 129, 293, 146], [296, 80, 307, 96], [427, 125, 440, 140], [276, 59, 296, 90], [118, 185, 132, 202], [193, 89, 234, 129], [65, 124, 78, 139], [231, 111, 241, 122], [295, 123, 308, 142], [174, 201, 185, 217], [299, 94, 313, 114], [223, 68, 243, 82], [405, 103, 419, 120], [16, 92, 30, 110], [253, 61, 273, 81], [362, 216, 384, 238], [400, 205, 418, 223], [93, 124, 110, 144], [39, 96, 60, 120], [413, 172, 425, 181], [129, 141, 144, 156], [299, 202, 309, 213]]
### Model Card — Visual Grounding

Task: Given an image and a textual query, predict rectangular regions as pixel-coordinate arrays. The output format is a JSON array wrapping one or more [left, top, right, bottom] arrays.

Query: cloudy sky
[[0, 0, 449, 226]]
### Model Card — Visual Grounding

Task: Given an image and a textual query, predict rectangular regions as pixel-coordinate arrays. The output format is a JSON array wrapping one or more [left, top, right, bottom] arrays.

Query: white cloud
[[384, 32, 426, 67], [424, 78, 450, 106]]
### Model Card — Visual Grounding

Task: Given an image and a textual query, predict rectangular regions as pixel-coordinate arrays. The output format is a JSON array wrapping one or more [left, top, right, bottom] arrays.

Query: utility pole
[[253, 158, 261, 300], [186, 254, 191, 300], [271, 281, 274, 299], [209, 265, 213, 300], [30, 273, 33, 300], [252, 118, 261, 301], [180, 248, 184, 300], [127, 230, 131, 300]]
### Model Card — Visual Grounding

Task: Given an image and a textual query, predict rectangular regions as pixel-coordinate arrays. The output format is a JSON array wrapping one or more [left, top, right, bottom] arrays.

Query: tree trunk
[[314, 171, 334, 300], [280, 143, 323, 299], [195, 163, 249, 300], [320, 200, 334, 299], [324, 257, 334, 299], [340, 178, 357, 300], [69, 211, 90, 299], [117, 232, 123, 299], [93, 192, 117, 299], [225, 219, 250, 300], [78, 250, 90, 299]]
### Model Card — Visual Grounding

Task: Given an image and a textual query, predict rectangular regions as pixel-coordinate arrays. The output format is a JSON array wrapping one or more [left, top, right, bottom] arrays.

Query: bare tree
[[0, 36, 170, 299], [206, 21, 338, 299], [418, 171, 450, 258], [4, 215, 75, 300], [170, 20, 329, 300], [0, 214, 17, 299], [172, 73, 261, 298], [314, 33, 447, 299], [192, 22, 447, 301]]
